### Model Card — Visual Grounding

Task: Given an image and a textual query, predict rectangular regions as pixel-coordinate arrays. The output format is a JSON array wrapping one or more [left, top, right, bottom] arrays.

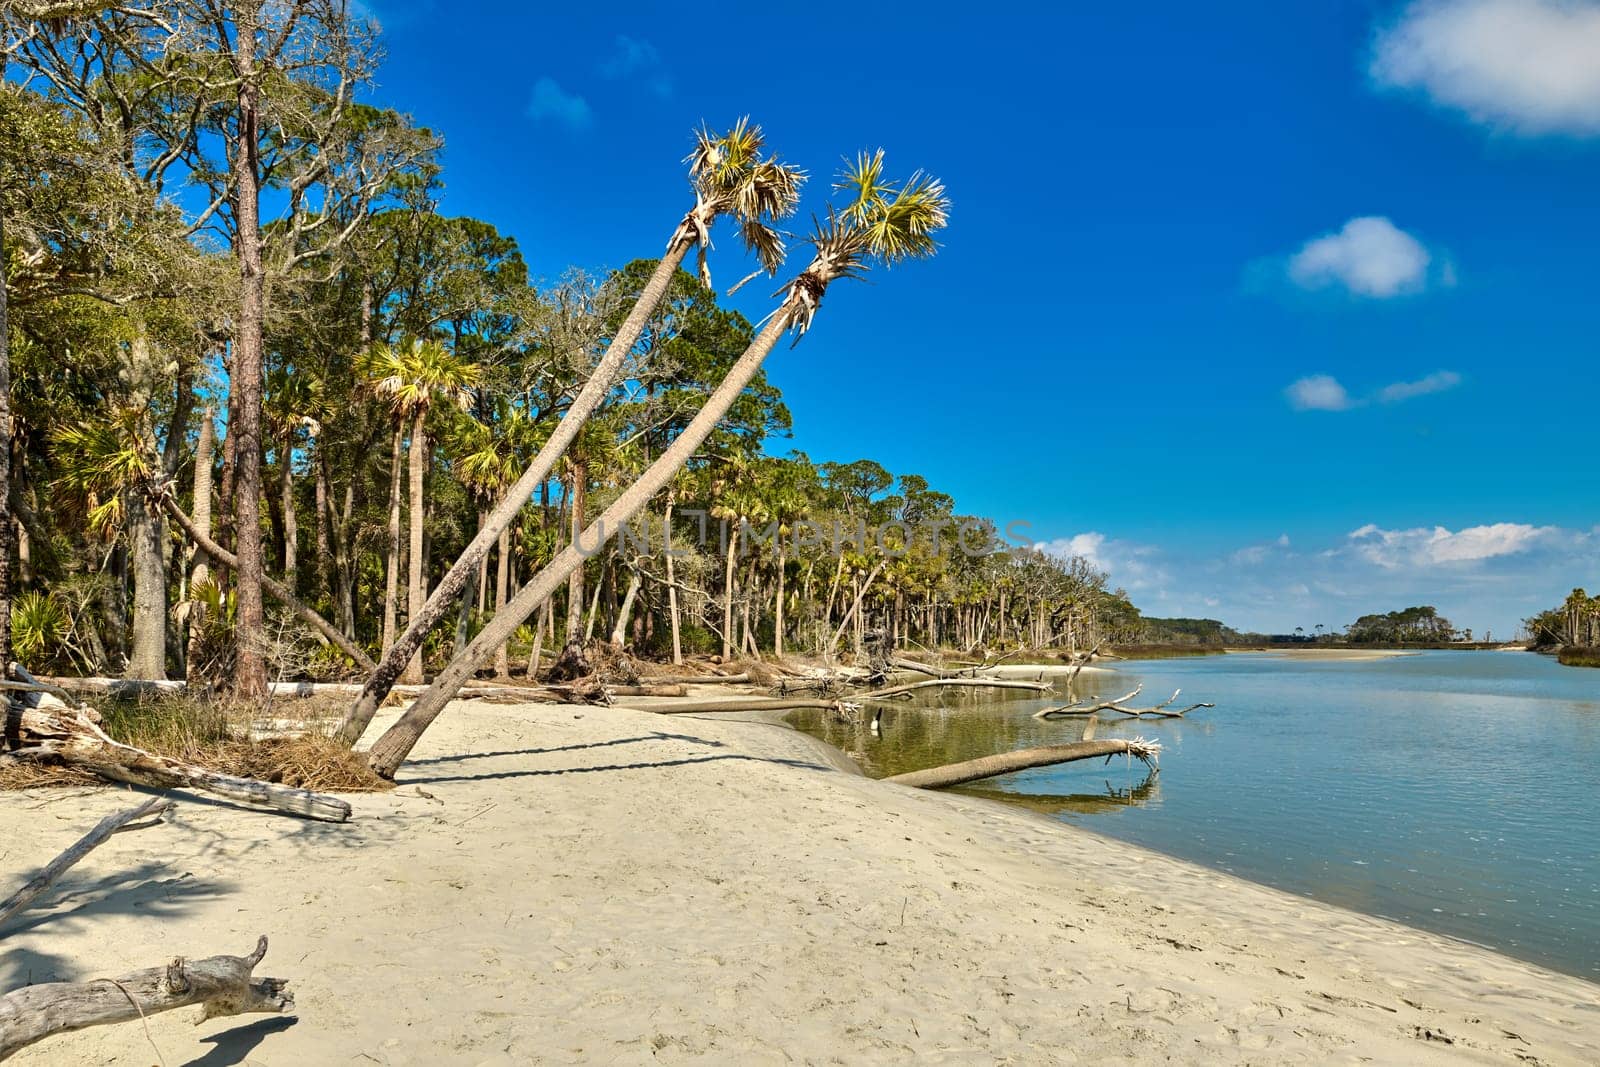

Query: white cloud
[[600, 35, 673, 97], [1286, 374, 1353, 411], [1287, 217, 1432, 297], [1036, 532, 1170, 593], [1377, 370, 1462, 403], [1346, 522, 1558, 568], [527, 78, 592, 129], [1030, 523, 1596, 637], [1285, 370, 1462, 412], [1372, 0, 1600, 136]]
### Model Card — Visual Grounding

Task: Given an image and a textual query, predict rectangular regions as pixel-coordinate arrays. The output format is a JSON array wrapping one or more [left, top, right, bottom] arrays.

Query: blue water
[[790, 652, 1600, 979]]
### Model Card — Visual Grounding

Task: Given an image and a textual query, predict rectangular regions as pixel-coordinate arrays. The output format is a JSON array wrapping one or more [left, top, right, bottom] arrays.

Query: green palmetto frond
[[681, 118, 807, 285], [776, 153, 951, 341], [11, 590, 69, 666], [51, 410, 152, 537], [358, 339, 482, 420]]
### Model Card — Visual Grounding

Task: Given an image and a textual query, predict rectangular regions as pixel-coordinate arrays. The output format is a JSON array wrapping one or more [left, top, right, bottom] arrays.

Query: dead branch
[[0, 936, 292, 1061], [636, 673, 751, 685], [864, 677, 1053, 701], [0, 798, 174, 933], [640, 698, 856, 716], [885, 737, 1161, 790], [1035, 684, 1213, 720]]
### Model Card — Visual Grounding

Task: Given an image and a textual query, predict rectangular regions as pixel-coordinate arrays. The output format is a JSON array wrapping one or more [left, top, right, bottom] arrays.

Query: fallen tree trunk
[[0, 935, 291, 1061], [1035, 684, 1214, 720], [0, 798, 174, 932], [6, 703, 351, 822], [636, 673, 750, 685], [641, 698, 849, 715], [864, 677, 1052, 701], [885, 738, 1161, 790], [605, 684, 688, 697]]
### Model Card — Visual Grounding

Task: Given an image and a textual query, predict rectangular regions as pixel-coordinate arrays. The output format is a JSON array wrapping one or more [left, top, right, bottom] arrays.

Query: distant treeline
[[1527, 589, 1600, 668]]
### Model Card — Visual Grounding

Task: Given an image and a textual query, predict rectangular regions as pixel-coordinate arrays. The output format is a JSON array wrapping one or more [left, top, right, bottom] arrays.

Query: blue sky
[[360, 0, 1599, 636]]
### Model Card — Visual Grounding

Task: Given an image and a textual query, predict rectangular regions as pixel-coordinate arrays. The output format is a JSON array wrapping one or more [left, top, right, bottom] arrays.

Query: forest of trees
[[0, 1, 1139, 707], [1525, 589, 1600, 665], [1344, 606, 1460, 644]]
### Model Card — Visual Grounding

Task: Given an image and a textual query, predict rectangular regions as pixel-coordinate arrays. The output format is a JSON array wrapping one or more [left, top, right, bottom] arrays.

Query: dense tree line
[[0, 3, 1130, 696]]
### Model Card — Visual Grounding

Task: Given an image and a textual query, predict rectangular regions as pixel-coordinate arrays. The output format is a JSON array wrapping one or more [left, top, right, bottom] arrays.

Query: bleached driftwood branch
[[1033, 684, 1214, 720], [0, 798, 175, 933], [885, 737, 1161, 790], [0, 936, 292, 1061]]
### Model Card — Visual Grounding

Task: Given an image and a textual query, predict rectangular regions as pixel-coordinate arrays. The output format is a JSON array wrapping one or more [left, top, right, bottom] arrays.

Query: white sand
[[5, 699, 1597, 1065]]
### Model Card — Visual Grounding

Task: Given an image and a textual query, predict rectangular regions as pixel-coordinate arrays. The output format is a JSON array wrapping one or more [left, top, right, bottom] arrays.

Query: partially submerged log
[[636, 673, 751, 685], [641, 697, 855, 716], [864, 677, 1053, 701], [1034, 684, 1214, 720], [885, 737, 1161, 790], [0, 798, 174, 932], [0, 935, 292, 1061]]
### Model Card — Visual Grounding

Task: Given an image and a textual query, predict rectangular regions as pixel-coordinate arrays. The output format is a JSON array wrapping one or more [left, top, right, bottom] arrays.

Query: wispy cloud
[[1371, 0, 1600, 136], [599, 34, 672, 98], [1287, 216, 1435, 298], [527, 77, 592, 130], [1285, 370, 1462, 412], [1376, 370, 1462, 403]]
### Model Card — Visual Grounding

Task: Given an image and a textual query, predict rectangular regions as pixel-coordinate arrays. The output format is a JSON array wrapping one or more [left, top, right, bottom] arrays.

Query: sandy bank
[[5, 700, 1596, 1065]]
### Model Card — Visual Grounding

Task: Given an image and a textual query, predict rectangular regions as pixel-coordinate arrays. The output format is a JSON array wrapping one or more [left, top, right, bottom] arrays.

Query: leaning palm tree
[[335, 120, 803, 742], [360, 339, 481, 683], [353, 152, 949, 777]]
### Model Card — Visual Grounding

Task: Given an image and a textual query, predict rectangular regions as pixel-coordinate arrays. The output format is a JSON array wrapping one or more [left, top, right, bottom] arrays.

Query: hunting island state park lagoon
[[2, 1, 1599, 1064]]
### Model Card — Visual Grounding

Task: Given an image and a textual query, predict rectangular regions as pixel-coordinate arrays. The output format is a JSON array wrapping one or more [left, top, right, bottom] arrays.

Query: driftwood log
[[1034, 684, 1214, 720], [864, 677, 1052, 701], [636, 673, 751, 686], [0, 936, 292, 1061], [640, 697, 854, 716], [0, 798, 174, 932], [5, 667, 352, 822], [885, 737, 1161, 790]]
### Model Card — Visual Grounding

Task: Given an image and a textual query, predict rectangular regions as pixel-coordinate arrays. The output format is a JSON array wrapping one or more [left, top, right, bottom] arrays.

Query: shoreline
[[7, 699, 1597, 1064]]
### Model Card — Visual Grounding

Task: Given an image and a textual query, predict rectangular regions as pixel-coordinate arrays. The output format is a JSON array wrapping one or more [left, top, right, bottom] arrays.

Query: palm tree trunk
[[492, 527, 511, 677], [721, 521, 739, 660], [124, 495, 167, 680], [475, 509, 489, 616], [336, 241, 696, 742], [401, 413, 429, 684], [564, 463, 585, 643], [610, 568, 641, 646], [773, 541, 786, 660], [279, 427, 296, 587], [665, 492, 683, 665], [186, 410, 216, 678], [314, 436, 330, 604], [380, 424, 403, 655], [230, 4, 268, 698], [357, 300, 800, 774], [0, 207, 11, 664]]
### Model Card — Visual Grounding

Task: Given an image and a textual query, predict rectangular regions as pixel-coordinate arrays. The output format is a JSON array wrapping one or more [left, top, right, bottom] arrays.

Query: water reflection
[[960, 771, 1161, 816]]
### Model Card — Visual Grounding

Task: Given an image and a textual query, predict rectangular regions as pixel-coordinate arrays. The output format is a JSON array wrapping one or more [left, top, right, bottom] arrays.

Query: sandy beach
[[5, 697, 1597, 1065]]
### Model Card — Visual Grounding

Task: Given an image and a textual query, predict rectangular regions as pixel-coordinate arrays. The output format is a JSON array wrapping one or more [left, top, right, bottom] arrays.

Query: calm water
[[788, 651, 1600, 980]]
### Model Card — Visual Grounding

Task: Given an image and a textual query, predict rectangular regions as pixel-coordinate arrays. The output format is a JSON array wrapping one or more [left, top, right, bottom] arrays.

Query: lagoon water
[[788, 651, 1600, 979]]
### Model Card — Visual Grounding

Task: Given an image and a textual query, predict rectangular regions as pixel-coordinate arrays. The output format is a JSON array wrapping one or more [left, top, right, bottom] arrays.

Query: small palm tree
[[358, 152, 949, 776], [359, 339, 482, 682]]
